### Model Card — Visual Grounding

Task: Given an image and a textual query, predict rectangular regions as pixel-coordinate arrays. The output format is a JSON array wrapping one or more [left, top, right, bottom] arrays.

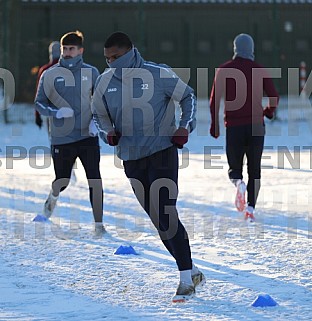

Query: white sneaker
[[43, 191, 58, 218], [235, 180, 246, 212], [172, 282, 195, 303], [94, 222, 106, 238]]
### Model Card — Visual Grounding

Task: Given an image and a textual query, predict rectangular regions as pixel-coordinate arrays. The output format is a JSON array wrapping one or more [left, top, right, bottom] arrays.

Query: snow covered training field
[[0, 105, 312, 321]]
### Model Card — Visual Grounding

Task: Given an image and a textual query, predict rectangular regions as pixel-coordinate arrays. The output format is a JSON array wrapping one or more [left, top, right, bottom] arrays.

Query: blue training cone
[[114, 245, 138, 255], [32, 214, 48, 222], [251, 294, 278, 307]]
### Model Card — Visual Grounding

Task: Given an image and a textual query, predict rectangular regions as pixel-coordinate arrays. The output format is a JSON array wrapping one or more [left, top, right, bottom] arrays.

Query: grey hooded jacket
[[35, 55, 100, 145], [91, 48, 196, 161]]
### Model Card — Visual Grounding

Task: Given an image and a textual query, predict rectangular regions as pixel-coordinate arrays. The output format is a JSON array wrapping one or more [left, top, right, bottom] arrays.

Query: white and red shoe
[[244, 206, 256, 222], [235, 180, 246, 212]]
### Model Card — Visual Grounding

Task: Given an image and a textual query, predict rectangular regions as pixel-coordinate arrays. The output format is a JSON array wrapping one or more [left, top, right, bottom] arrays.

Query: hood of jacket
[[107, 47, 144, 79], [233, 33, 255, 61], [59, 54, 83, 71]]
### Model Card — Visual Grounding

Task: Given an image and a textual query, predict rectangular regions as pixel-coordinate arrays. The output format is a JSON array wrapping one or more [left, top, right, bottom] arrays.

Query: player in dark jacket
[[35, 41, 61, 129], [209, 33, 279, 222]]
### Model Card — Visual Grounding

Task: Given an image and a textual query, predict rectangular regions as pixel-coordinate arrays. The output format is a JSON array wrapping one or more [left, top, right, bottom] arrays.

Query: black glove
[[107, 130, 121, 146], [35, 111, 43, 129]]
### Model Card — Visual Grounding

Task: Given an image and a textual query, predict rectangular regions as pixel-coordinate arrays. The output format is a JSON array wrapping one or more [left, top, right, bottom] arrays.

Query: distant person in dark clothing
[[35, 41, 61, 129], [209, 33, 279, 222]]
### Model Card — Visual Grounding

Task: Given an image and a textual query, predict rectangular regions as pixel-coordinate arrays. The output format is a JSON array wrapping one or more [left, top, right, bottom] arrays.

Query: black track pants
[[123, 146, 192, 271], [51, 137, 103, 223], [226, 124, 265, 208]]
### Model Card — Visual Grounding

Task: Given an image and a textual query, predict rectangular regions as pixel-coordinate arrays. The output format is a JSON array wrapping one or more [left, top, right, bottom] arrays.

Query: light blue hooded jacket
[[35, 55, 100, 145], [92, 48, 197, 161]]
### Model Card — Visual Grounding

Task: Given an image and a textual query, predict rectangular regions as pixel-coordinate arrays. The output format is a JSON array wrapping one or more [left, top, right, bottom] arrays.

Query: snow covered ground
[[0, 102, 312, 320]]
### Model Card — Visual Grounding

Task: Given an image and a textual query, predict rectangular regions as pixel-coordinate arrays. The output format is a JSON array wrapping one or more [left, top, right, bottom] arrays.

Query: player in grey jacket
[[92, 32, 205, 302], [92, 47, 196, 161], [34, 31, 105, 236], [35, 50, 99, 145]]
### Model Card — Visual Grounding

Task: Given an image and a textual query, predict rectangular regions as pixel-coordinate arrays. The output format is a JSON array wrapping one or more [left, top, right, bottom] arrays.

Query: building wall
[[11, 3, 312, 101]]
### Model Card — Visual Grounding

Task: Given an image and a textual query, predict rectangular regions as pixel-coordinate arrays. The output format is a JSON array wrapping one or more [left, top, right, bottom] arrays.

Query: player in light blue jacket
[[35, 31, 105, 236], [92, 32, 205, 302]]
